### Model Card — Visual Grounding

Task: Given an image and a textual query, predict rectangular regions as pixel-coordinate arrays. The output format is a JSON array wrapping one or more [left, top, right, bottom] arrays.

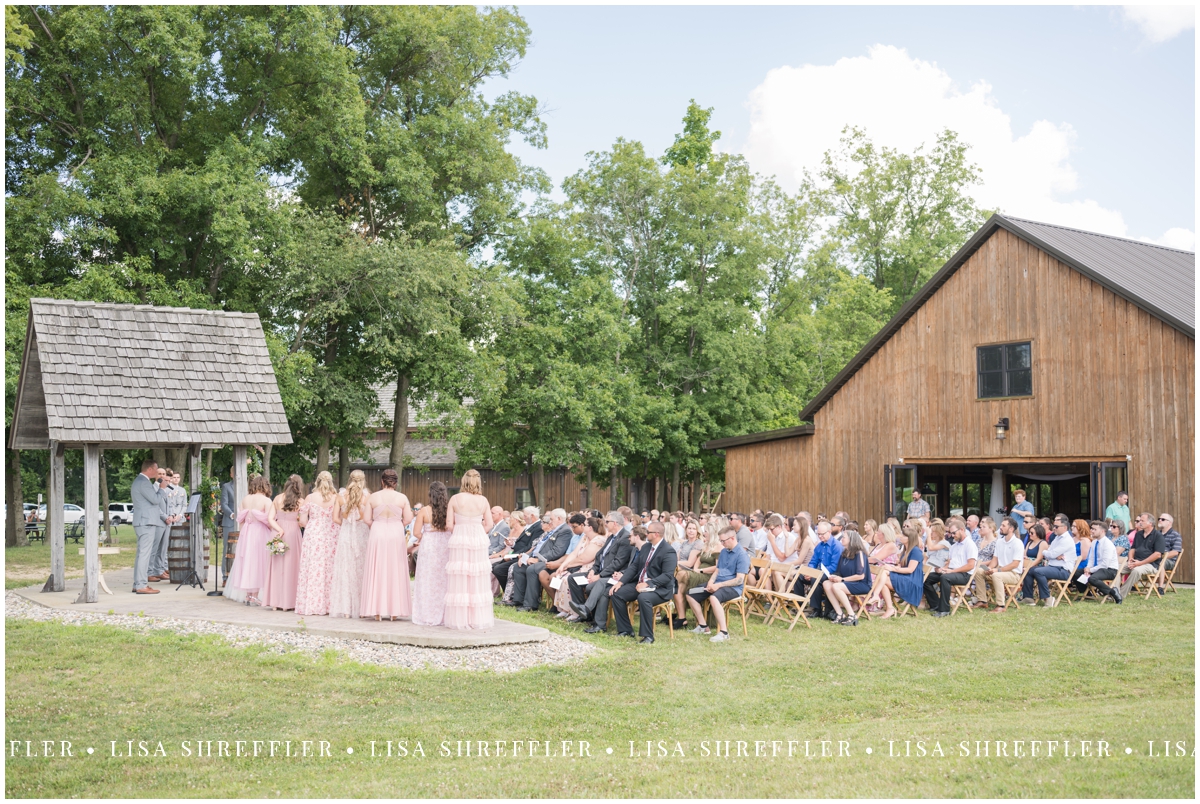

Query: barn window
[[977, 342, 1032, 398]]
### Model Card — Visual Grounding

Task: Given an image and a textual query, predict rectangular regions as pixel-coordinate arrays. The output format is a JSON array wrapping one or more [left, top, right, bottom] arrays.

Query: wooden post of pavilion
[[189, 444, 204, 583], [77, 444, 100, 604], [233, 444, 248, 512], [45, 441, 65, 592]]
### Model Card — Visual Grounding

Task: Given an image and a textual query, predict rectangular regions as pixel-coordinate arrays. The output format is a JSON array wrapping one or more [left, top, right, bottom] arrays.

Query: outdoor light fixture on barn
[[994, 417, 1009, 440]]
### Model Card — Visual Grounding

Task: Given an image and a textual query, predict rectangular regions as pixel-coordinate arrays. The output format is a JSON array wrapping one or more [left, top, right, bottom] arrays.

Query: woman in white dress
[[329, 470, 371, 619]]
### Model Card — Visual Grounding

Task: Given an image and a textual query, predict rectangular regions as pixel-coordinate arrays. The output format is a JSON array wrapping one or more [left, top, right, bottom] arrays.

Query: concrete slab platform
[[12, 567, 548, 648]]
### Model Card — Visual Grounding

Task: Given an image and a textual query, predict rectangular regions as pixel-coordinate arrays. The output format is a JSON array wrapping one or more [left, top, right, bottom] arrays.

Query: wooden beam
[[233, 445, 248, 512], [45, 441, 65, 592], [77, 444, 100, 604], [190, 445, 203, 581]]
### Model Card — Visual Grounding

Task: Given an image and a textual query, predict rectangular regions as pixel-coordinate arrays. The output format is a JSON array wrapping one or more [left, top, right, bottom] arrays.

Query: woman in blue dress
[[822, 530, 872, 626], [873, 521, 925, 618]]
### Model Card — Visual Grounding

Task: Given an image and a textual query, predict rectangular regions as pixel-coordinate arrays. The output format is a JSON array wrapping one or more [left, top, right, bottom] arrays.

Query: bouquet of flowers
[[266, 535, 288, 556]]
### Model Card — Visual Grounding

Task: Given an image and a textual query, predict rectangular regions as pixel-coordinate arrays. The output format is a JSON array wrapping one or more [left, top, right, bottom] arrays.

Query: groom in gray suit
[[131, 458, 167, 594]]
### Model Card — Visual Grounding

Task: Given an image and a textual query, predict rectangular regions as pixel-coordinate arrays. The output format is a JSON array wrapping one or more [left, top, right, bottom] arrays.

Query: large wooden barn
[[706, 214, 1196, 582]]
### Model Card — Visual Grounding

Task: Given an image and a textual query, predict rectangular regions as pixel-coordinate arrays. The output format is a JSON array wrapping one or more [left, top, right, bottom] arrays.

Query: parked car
[[37, 504, 86, 524], [107, 503, 135, 526]]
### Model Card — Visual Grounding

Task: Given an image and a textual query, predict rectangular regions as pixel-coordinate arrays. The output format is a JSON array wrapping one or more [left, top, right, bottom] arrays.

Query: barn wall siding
[[721, 229, 1195, 582]]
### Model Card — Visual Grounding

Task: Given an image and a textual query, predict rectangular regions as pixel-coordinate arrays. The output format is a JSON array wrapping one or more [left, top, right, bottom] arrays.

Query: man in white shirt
[[1021, 513, 1076, 607], [923, 517, 978, 617], [976, 516, 1025, 612], [748, 513, 769, 553], [1070, 520, 1121, 603]]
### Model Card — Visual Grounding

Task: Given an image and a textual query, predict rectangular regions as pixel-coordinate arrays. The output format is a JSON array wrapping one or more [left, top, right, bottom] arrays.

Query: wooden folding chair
[[1046, 555, 1080, 607], [763, 565, 821, 630], [757, 562, 800, 620], [894, 561, 928, 617], [1000, 562, 1035, 611], [1162, 549, 1183, 594], [626, 598, 676, 639], [946, 566, 977, 616], [743, 556, 776, 621], [703, 588, 749, 637]]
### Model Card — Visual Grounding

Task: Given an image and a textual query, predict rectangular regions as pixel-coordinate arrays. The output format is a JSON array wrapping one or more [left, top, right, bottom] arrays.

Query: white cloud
[[1122, 5, 1195, 43], [1151, 227, 1196, 251], [742, 44, 1192, 248]]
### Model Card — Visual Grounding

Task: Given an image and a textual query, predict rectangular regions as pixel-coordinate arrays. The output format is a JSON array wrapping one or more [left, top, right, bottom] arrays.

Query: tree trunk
[[100, 452, 113, 545], [338, 444, 349, 488], [611, 465, 620, 509], [585, 467, 593, 512], [671, 461, 680, 511], [205, 447, 212, 479], [165, 448, 189, 476], [316, 426, 330, 476], [263, 444, 272, 486], [388, 372, 410, 473], [690, 477, 700, 515], [537, 465, 546, 512], [153, 448, 167, 470], [6, 448, 26, 548]]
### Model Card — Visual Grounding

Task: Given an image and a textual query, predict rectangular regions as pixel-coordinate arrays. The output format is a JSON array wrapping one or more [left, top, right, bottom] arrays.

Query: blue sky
[[487, 4, 1195, 247]]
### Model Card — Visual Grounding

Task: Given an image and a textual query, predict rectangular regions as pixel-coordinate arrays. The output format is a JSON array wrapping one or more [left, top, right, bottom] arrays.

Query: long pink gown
[[261, 509, 303, 610], [444, 510, 494, 630], [360, 503, 412, 619], [225, 509, 271, 603], [329, 508, 370, 619], [294, 501, 338, 616], [411, 522, 451, 626]]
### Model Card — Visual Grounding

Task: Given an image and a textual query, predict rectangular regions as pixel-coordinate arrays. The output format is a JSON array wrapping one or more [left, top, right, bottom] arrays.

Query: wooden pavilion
[[8, 299, 293, 601]]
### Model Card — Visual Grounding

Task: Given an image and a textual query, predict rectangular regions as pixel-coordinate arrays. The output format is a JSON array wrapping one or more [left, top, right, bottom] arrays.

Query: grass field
[[5, 531, 139, 589], [5, 587, 1193, 798]]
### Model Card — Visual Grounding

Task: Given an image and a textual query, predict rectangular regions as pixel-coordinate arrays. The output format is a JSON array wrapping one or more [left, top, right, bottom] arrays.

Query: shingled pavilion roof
[[9, 298, 294, 450]]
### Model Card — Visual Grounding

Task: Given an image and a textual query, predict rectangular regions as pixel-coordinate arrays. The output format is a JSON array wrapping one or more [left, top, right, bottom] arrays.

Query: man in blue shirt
[[1010, 489, 1035, 538], [685, 526, 750, 642], [805, 521, 845, 620]]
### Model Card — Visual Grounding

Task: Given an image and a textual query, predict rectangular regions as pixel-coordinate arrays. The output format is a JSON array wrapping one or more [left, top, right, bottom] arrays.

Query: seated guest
[[574, 512, 633, 632], [869, 521, 924, 618], [968, 517, 998, 606], [802, 520, 844, 619], [822, 530, 872, 626], [686, 526, 750, 642], [553, 516, 608, 618], [868, 523, 900, 567], [1119, 512, 1166, 598], [493, 506, 541, 589], [924, 520, 950, 570], [922, 517, 978, 617], [486, 506, 511, 557], [540, 513, 589, 613], [1070, 519, 1122, 603], [729, 512, 753, 552], [1072, 518, 1092, 568], [590, 526, 647, 634], [1021, 514, 1076, 607], [978, 517, 1025, 612], [1107, 519, 1131, 557], [747, 512, 769, 556], [507, 509, 573, 612], [1158, 513, 1182, 576], [763, 514, 799, 590], [610, 521, 678, 643], [965, 514, 981, 544], [1020, 512, 1037, 542], [790, 515, 818, 568], [672, 523, 721, 630]]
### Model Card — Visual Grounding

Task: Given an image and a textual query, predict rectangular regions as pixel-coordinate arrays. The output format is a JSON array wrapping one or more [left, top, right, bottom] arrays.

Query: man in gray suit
[[507, 508, 573, 612], [219, 466, 238, 583], [486, 506, 510, 556], [131, 458, 167, 594]]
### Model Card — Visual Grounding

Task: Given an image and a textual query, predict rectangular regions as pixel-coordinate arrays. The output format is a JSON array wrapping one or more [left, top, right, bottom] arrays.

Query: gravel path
[[5, 592, 596, 673]]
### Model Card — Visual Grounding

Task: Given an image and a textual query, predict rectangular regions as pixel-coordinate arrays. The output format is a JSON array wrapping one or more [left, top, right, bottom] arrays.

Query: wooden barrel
[[167, 524, 209, 584]]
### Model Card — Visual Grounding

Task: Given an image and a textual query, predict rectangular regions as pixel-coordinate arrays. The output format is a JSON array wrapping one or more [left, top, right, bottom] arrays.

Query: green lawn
[[5, 529, 139, 589], [5, 592, 1194, 797]]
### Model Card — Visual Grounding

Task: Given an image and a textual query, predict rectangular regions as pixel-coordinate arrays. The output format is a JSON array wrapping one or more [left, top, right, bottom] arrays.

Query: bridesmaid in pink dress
[[411, 481, 452, 626], [261, 475, 306, 611], [360, 468, 415, 621], [224, 475, 283, 605], [294, 471, 342, 617], [444, 469, 495, 630]]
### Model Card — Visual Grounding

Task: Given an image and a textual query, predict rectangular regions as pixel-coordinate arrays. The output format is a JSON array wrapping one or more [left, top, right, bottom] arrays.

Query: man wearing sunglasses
[[1119, 513, 1166, 598]]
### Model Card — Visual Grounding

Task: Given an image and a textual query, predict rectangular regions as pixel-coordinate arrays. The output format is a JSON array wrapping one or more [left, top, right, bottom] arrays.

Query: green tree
[[820, 126, 987, 313]]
